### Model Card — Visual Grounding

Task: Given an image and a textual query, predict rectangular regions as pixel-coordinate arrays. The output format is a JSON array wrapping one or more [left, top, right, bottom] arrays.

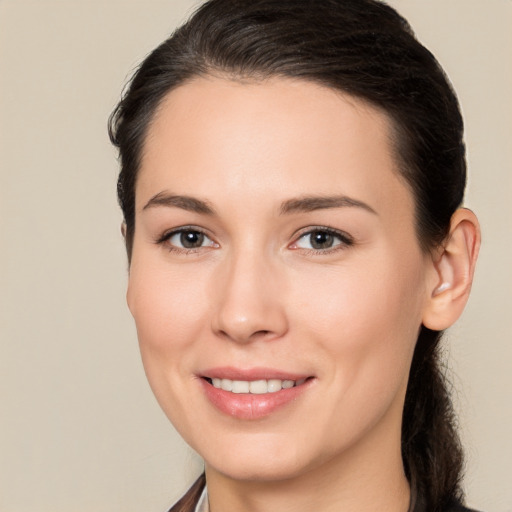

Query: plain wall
[[1, 1, 510, 511]]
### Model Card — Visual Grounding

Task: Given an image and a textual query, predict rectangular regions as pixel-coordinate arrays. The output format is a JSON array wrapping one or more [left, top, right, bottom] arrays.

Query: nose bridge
[[211, 243, 288, 343]]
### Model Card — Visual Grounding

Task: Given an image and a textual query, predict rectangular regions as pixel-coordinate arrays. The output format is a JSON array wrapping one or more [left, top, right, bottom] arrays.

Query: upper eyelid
[[156, 225, 214, 243], [156, 227, 219, 254], [292, 226, 353, 242]]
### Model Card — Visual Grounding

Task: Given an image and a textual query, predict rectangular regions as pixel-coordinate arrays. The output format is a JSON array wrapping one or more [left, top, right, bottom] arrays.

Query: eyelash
[[155, 226, 217, 254], [290, 227, 354, 255], [155, 226, 354, 255]]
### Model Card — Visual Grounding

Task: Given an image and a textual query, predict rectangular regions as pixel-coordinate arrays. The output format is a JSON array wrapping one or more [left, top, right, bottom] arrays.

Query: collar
[[194, 485, 209, 512]]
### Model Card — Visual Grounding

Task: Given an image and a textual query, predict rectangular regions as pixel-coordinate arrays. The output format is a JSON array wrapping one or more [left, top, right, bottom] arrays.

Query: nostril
[[212, 296, 289, 344], [216, 328, 274, 343]]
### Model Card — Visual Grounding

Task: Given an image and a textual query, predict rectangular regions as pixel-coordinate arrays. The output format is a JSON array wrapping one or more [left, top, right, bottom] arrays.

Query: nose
[[211, 249, 289, 344]]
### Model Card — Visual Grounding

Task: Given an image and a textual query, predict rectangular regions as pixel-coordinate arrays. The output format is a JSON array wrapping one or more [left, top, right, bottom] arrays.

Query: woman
[[109, 0, 481, 511]]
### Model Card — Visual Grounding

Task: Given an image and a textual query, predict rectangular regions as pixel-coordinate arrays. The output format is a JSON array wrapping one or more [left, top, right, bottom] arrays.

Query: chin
[[199, 431, 330, 483], [207, 456, 311, 483]]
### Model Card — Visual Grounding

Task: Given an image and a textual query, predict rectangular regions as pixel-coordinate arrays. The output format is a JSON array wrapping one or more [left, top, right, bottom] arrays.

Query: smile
[[200, 371, 314, 420], [207, 377, 307, 394]]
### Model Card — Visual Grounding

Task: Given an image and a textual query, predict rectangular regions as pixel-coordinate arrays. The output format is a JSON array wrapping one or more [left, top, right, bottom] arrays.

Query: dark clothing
[[410, 493, 481, 512], [445, 505, 480, 512]]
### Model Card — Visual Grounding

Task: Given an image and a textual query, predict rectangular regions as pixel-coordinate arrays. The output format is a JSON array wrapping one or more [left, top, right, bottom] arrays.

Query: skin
[[127, 77, 479, 512]]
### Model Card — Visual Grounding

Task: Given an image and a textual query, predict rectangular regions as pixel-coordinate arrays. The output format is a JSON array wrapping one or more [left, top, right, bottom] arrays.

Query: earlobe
[[121, 222, 127, 239], [422, 208, 480, 331]]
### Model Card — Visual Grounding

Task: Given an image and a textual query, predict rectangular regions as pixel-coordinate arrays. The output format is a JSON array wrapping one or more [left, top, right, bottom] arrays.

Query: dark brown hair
[[109, 1, 467, 510]]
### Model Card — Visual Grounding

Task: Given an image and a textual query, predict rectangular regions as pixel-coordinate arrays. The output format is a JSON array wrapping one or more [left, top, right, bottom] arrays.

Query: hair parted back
[[109, 0, 467, 510]]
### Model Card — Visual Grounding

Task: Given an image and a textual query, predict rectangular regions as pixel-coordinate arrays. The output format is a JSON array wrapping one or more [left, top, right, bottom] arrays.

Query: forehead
[[138, 76, 412, 218]]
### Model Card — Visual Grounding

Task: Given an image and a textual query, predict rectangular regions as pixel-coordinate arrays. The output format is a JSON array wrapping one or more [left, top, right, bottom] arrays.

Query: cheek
[[126, 254, 211, 389], [286, 262, 424, 457], [126, 255, 217, 437], [289, 252, 425, 400]]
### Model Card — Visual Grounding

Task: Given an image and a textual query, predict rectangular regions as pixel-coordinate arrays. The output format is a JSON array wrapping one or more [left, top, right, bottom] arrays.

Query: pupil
[[311, 231, 333, 249], [181, 231, 204, 248]]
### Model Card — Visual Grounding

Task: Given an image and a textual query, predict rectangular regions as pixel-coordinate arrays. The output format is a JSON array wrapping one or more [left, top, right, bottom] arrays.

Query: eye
[[158, 228, 218, 252], [290, 228, 353, 252]]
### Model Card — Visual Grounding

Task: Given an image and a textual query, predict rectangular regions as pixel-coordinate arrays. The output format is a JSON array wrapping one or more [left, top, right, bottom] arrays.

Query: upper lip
[[200, 366, 312, 381]]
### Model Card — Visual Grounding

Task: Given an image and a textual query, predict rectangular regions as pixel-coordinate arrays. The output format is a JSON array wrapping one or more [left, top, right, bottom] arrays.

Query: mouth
[[199, 370, 314, 420]]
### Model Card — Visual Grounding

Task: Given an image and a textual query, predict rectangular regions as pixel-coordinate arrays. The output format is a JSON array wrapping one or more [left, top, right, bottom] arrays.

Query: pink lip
[[201, 366, 309, 381], [199, 367, 314, 420]]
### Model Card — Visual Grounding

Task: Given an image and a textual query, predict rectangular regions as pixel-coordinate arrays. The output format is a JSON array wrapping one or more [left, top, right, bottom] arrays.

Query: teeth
[[249, 380, 267, 394], [221, 378, 232, 391], [210, 378, 306, 394], [232, 380, 250, 394], [267, 379, 283, 393]]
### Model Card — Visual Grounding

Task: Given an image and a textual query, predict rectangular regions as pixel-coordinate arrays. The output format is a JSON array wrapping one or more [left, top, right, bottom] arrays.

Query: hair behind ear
[[402, 327, 464, 509]]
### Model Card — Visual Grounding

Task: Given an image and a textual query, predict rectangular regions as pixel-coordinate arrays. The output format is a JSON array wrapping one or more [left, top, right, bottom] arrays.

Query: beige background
[[1, 1, 510, 511]]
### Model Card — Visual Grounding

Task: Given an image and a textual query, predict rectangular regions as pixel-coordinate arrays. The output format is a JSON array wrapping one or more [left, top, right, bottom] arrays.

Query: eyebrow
[[142, 192, 377, 216], [280, 195, 377, 215], [143, 192, 216, 215]]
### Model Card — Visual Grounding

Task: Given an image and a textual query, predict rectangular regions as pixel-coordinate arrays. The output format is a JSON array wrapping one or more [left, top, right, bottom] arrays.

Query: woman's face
[[128, 77, 435, 482]]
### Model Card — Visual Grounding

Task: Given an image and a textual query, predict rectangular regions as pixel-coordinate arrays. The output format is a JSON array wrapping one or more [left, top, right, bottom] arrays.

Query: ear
[[121, 222, 127, 239], [422, 208, 481, 331]]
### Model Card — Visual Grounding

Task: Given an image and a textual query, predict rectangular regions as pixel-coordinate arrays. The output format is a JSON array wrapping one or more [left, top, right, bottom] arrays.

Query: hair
[[109, 0, 467, 510]]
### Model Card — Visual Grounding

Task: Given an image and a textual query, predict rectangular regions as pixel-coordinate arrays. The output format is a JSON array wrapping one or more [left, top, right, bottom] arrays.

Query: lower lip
[[200, 379, 312, 420]]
